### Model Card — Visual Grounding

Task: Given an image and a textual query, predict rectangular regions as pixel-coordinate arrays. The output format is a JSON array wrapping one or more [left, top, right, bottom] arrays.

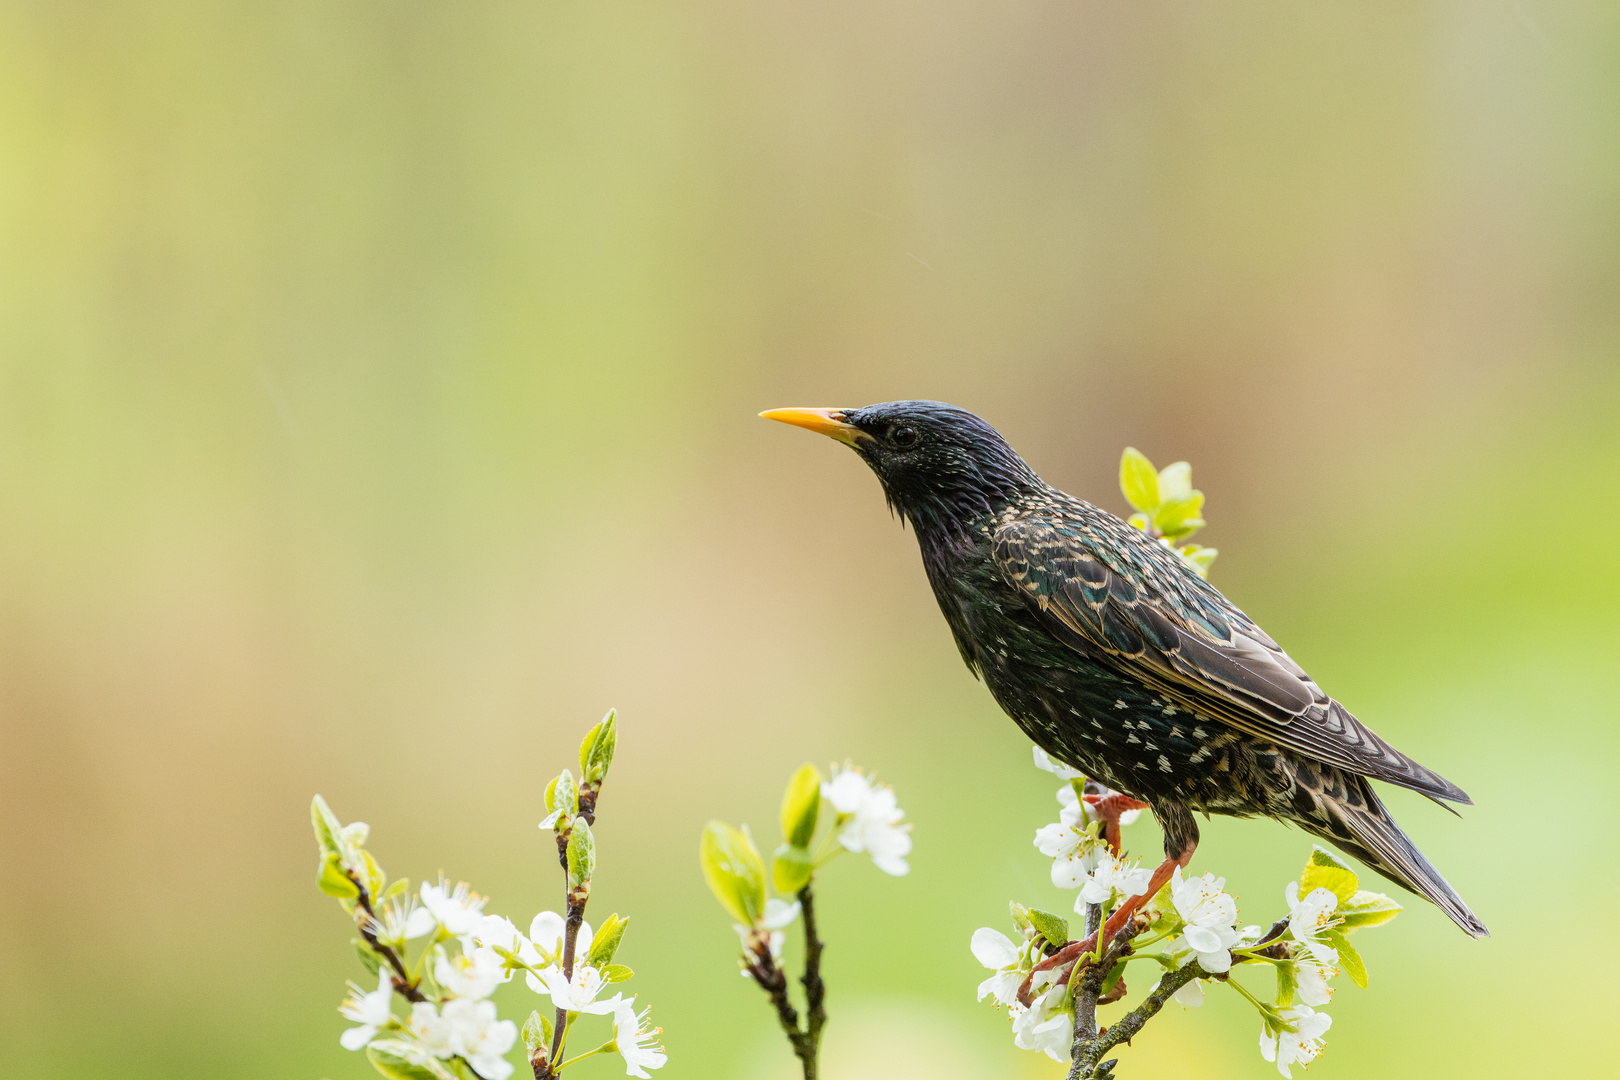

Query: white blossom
[[443, 997, 518, 1080], [1034, 818, 1101, 890], [969, 927, 1026, 1008], [1259, 1005, 1332, 1078], [1010, 973, 1071, 1062], [419, 878, 487, 937], [435, 941, 507, 1001], [1032, 746, 1084, 782], [1171, 976, 1205, 1008], [338, 967, 393, 1051], [1169, 867, 1241, 974], [369, 894, 436, 947], [534, 962, 621, 1015], [524, 911, 592, 992], [821, 766, 912, 876], [1284, 881, 1340, 965], [405, 1002, 455, 1061], [1290, 949, 1338, 1007], [1075, 848, 1154, 909], [611, 998, 668, 1078]]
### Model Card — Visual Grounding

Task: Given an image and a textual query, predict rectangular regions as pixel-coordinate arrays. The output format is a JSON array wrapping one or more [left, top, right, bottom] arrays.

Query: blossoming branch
[[312, 710, 667, 1080]]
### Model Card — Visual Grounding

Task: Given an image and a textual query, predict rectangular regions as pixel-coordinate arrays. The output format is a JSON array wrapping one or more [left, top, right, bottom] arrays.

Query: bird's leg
[[1085, 792, 1149, 855], [1016, 843, 1194, 1007]]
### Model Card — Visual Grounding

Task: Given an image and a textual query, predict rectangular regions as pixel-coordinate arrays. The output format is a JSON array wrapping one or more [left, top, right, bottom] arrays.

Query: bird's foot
[[1085, 790, 1149, 854]]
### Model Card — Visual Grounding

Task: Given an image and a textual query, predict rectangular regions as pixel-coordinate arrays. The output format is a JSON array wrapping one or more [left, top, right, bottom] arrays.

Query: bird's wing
[[992, 516, 1470, 804]]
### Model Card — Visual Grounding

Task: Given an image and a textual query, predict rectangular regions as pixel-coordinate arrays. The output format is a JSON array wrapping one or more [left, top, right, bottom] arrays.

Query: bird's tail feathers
[[1301, 780, 1489, 939]]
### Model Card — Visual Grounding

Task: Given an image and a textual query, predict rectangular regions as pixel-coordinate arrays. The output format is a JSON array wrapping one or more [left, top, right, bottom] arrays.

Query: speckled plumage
[[774, 400, 1486, 937]]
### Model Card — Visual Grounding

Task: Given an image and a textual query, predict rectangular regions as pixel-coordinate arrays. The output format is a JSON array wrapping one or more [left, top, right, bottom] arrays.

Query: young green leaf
[[554, 770, 579, 819], [700, 820, 766, 925], [1153, 492, 1205, 537], [521, 1009, 554, 1056], [352, 938, 383, 976], [366, 1041, 447, 1080], [1120, 448, 1161, 513], [1301, 847, 1360, 905], [311, 795, 344, 857], [318, 852, 361, 899], [1337, 890, 1403, 933], [1008, 902, 1034, 935], [566, 820, 597, 888], [579, 709, 618, 784], [1157, 461, 1193, 502], [602, 963, 635, 983], [772, 843, 815, 894], [1027, 908, 1070, 950], [589, 914, 629, 967], [779, 763, 822, 848], [1325, 929, 1367, 988], [1274, 956, 1297, 1008]]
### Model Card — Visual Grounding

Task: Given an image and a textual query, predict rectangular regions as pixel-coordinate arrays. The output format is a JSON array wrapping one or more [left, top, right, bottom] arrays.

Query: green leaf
[[1027, 908, 1070, 950], [554, 770, 579, 818], [1301, 847, 1359, 905], [1273, 957, 1296, 1008], [352, 938, 383, 976], [1126, 512, 1151, 531], [382, 877, 409, 901], [700, 821, 766, 925], [589, 914, 628, 967], [779, 764, 822, 848], [521, 1009, 553, 1055], [1157, 461, 1192, 501], [1120, 448, 1160, 513], [543, 775, 560, 813], [772, 843, 815, 894], [311, 795, 344, 857], [602, 963, 635, 983], [318, 852, 360, 898], [1178, 545, 1217, 577], [1325, 929, 1366, 988], [1099, 961, 1127, 999], [1153, 492, 1205, 535], [1337, 890, 1403, 933], [579, 709, 618, 784], [365, 1042, 445, 1080], [1008, 902, 1034, 935], [361, 849, 386, 901], [566, 820, 596, 887]]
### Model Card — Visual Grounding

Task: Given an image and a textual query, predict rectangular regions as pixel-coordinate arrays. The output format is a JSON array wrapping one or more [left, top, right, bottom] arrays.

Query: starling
[[762, 401, 1487, 939]]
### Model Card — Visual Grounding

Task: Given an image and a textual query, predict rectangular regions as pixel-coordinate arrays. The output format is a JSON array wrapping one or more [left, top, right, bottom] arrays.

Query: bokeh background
[[3, 2, 1618, 1077]]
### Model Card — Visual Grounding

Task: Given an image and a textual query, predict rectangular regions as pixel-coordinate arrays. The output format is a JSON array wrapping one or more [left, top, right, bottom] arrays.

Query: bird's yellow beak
[[758, 407, 869, 447]]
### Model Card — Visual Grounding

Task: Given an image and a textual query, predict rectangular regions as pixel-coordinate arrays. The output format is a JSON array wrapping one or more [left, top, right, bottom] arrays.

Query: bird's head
[[760, 400, 1038, 535]]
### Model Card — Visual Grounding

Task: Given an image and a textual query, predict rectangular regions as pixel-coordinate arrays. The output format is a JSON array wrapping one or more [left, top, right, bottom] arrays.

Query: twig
[[797, 886, 827, 1080], [351, 879, 427, 1003], [541, 780, 605, 1077]]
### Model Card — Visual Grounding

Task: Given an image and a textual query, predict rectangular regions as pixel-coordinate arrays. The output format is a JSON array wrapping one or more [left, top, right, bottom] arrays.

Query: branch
[[1070, 962, 1207, 1079], [797, 886, 827, 1080], [351, 879, 427, 1003]]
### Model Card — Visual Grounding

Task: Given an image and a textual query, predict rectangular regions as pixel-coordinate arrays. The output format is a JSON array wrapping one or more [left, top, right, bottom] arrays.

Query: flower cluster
[[701, 761, 910, 1078], [313, 710, 667, 1080], [971, 748, 1404, 1077]]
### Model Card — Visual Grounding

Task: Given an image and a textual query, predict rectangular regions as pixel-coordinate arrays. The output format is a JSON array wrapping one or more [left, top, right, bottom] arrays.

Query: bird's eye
[[889, 425, 920, 449]]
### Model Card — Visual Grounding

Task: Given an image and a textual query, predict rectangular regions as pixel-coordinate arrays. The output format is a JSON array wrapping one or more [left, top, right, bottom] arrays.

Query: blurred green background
[[2, 2, 1618, 1077]]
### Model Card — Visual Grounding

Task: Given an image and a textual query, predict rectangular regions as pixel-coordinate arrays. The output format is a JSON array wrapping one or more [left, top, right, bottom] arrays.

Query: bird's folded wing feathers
[[993, 518, 1471, 805]]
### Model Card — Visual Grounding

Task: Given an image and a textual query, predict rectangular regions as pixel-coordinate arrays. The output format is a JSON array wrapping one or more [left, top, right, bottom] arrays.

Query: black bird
[[762, 400, 1487, 939]]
